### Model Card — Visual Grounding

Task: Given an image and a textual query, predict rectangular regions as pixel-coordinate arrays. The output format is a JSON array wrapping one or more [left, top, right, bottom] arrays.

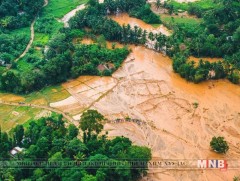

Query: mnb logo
[[197, 160, 228, 171]]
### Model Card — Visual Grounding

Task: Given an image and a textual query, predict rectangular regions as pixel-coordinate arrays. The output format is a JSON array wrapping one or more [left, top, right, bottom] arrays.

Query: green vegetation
[[161, 14, 201, 27], [192, 102, 198, 108], [210, 136, 229, 154], [0, 84, 70, 105], [163, 0, 215, 17], [34, 0, 89, 47], [0, 105, 45, 131], [155, 0, 240, 84], [0, 0, 44, 30], [0, 110, 151, 180], [129, 4, 161, 24], [0, 27, 30, 64], [0, 0, 44, 63], [43, 0, 88, 18], [0, 29, 129, 93], [233, 176, 240, 181], [1, 0, 164, 94], [1, 0, 239, 95], [101, 0, 161, 24]]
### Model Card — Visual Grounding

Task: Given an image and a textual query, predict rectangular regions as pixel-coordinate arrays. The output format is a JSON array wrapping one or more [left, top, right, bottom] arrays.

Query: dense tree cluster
[[0, 33, 30, 64], [0, 127, 13, 159], [0, 0, 44, 64], [0, 0, 44, 30], [172, 53, 227, 83], [0, 111, 151, 180], [129, 4, 161, 24], [0, 29, 129, 93], [101, 0, 160, 24], [70, 0, 160, 28], [155, 0, 240, 84], [69, 4, 149, 44]]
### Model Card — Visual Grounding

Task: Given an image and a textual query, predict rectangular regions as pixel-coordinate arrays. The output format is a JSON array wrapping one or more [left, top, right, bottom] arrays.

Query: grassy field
[[167, 0, 215, 12], [0, 85, 70, 105], [0, 105, 46, 131], [0, 84, 70, 131], [161, 14, 201, 26], [191, 0, 215, 10], [24, 85, 70, 105], [42, 0, 88, 18]]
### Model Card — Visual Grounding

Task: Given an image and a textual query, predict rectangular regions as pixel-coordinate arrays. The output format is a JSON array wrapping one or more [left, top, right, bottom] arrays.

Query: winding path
[[61, 4, 86, 27], [14, 0, 49, 62]]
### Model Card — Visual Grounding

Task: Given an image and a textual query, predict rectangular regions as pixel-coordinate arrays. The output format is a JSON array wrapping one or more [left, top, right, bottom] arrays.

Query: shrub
[[210, 136, 229, 154]]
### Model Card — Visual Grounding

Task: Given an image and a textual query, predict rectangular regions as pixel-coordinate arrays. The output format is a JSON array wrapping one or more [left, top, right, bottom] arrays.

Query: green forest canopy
[[0, 110, 151, 180]]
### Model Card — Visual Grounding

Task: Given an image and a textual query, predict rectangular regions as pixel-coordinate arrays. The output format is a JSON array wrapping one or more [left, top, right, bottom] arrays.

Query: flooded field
[[50, 44, 240, 180], [110, 13, 171, 36], [49, 12, 240, 181], [2, 4, 239, 180]]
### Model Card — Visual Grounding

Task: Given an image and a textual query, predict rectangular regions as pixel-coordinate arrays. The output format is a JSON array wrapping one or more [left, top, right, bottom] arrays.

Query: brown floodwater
[[51, 14, 240, 181], [188, 56, 223, 64], [80, 38, 124, 49], [110, 13, 171, 36], [3, 5, 239, 180], [51, 44, 240, 180]]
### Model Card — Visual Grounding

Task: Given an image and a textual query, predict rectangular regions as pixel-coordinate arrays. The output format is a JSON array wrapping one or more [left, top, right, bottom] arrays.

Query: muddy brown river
[[110, 13, 171, 36]]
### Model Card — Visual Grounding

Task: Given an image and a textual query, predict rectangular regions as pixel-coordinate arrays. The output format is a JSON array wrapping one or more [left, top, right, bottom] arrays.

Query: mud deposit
[[50, 45, 240, 180], [110, 13, 171, 36], [50, 8, 240, 181]]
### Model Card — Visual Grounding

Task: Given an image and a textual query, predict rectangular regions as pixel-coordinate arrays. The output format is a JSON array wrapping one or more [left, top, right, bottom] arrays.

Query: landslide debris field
[[0, 0, 240, 180], [2, 44, 240, 180]]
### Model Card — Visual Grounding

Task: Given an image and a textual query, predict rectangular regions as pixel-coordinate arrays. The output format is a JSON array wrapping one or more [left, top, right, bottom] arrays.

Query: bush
[[210, 136, 229, 154], [228, 71, 240, 84], [130, 4, 161, 24]]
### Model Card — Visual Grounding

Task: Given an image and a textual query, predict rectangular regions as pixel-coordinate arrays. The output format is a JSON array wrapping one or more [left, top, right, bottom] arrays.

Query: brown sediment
[[81, 38, 94, 45], [188, 56, 223, 65], [80, 38, 124, 49], [109, 13, 171, 36], [3, 2, 235, 180], [50, 44, 240, 180]]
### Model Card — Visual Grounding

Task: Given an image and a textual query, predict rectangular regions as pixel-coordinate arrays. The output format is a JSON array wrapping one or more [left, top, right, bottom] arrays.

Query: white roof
[[15, 147, 23, 151], [10, 150, 18, 155], [10, 147, 23, 155]]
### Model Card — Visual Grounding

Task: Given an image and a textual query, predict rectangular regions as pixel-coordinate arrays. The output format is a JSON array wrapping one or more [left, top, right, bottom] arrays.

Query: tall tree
[[80, 110, 104, 143]]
